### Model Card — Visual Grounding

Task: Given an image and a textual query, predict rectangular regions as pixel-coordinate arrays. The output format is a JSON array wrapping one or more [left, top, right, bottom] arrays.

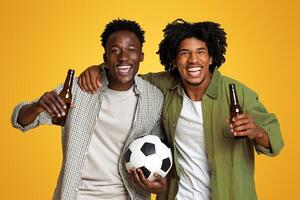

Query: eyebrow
[[109, 44, 139, 49], [178, 47, 208, 52]]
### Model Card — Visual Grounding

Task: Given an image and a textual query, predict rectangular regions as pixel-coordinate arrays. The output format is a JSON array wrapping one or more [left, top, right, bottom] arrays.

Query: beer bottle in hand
[[52, 69, 75, 126], [229, 84, 246, 139]]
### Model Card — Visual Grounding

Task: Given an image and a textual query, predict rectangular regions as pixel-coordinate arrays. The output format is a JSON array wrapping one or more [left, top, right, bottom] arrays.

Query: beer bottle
[[229, 84, 246, 139], [52, 69, 75, 126]]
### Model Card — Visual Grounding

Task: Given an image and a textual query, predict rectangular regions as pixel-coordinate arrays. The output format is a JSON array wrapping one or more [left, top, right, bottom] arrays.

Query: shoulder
[[68, 77, 94, 100], [220, 74, 258, 98], [140, 71, 178, 92], [142, 71, 175, 83], [135, 76, 164, 101]]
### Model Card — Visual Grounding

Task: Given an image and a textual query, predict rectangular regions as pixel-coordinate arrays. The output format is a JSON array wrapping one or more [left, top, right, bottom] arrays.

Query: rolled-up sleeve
[[11, 101, 53, 132], [244, 90, 284, 156]]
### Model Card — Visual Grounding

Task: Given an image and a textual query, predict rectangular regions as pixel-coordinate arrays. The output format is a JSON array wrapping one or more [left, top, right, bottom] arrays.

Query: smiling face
[[174, 37, 213, 89], [104, 30, 144, 91]]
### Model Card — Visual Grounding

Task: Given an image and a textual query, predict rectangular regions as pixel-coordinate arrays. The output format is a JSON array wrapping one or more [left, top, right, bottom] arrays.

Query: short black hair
[[157, 19, 227, 77], [101, 19, 145, 49]]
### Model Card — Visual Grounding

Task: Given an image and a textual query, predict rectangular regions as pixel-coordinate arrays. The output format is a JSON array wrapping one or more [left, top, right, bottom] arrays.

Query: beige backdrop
[[1, 0, 299, 199]]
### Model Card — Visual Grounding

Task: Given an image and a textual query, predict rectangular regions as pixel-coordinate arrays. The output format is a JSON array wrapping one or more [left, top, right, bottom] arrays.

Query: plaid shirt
[[12, 67, 164, 200]]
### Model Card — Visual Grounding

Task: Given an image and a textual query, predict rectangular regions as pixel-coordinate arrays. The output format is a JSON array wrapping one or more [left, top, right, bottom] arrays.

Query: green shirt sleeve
[[243, 88, 284, 156], [139, 72, 175, 93], [139, 73, 163, 90]]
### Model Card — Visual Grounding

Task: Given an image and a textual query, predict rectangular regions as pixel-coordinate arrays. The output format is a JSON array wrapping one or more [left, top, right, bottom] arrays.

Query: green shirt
[[142, 69, 284, 200]]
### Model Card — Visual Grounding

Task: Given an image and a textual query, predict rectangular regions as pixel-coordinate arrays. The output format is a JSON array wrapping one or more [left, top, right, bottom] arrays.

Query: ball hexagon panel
[[144, 154, 162, 172], [140, 166, 151, 179], [124, 149, 132, 163], [161, 157, 171, 172], [127, 150, 145, 169], [155, 141, 171, 159], [141, 142, 156, 156]]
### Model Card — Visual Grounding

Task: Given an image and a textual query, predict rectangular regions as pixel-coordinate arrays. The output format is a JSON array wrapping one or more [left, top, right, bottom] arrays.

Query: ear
[[209, 56, 213, 65], [172, 60, 177, 68], [103, 53, 107, 63], [140, 52, 144, 62]]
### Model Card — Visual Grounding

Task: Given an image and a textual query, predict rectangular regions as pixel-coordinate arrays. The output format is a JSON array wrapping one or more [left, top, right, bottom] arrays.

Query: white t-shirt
[[175, 90, 211, 200], [77, 87, 137, 200]]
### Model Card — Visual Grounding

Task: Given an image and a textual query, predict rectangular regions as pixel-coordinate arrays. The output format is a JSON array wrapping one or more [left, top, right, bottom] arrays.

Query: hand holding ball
[[124, 135, 173, 181]]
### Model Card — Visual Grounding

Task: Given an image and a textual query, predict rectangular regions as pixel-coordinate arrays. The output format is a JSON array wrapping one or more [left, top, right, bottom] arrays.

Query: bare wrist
[[32, 102, 44, 114]]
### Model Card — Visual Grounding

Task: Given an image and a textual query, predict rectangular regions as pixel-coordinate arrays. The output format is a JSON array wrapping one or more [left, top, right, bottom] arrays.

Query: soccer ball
[[124, 135, 173, 181]]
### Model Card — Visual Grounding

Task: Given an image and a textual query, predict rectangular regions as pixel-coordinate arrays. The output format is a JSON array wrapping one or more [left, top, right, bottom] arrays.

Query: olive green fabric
[[142, 69, 284, 200]]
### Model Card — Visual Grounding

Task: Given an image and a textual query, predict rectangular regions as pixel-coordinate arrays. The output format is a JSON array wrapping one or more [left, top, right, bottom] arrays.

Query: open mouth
[[116, 65, 132, 75], [187, 66, 202, 76]]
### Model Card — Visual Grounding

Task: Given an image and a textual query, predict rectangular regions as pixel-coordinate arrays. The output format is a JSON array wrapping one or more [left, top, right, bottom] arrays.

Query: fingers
[[78, 73, 85, 92], [128, 168, 135, 184], [128, 168, 147, 190], [53, 93, 67, 110], [90, 68, 101, 91], [128, 168, 166, 193], [133, 168, 148, 189], [230, 114, 258, 138], [78, 69, 93, 93], [78, 73, 89, 93], [77, 65, 101, 93], [38, 92, 66, 117], [153, 173, 165, 185], [231, 113, 251, 122], [152, 173, 167, 191], [84, 71, 95, 93]]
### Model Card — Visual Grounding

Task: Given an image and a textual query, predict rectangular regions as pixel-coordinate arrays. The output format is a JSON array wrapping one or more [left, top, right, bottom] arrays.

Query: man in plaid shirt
[[11, 19, 166, 200]]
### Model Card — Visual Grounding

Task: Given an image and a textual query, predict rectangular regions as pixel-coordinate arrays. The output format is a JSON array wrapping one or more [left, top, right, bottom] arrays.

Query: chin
[[186, 79, 205, 86], [118, 78, 134, 85]]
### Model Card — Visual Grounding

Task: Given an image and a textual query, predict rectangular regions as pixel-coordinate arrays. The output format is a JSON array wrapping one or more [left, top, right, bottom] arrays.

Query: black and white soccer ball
[[124, 135, 173, 181]]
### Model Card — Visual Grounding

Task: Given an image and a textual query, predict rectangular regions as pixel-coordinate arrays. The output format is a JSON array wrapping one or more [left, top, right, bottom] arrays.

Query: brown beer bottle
[[52, 69, 75, 126], [229, 84, 246, 139]]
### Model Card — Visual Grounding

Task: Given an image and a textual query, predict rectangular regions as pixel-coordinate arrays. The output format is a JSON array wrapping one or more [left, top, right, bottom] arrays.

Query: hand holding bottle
[[51, 69, 75, 126], [16, 69, 75, 127], [229, 113, 262, 139], [36, 91, 70, 118]]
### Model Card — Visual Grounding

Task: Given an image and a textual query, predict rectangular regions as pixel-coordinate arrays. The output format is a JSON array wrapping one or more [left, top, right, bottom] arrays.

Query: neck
[[107, 76, 134, 91], [107, 82, 134, 91], [182, 74, 212, 101], [183, 85, 205, 101]]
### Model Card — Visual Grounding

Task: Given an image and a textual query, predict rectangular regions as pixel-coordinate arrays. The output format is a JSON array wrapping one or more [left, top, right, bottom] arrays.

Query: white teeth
[[117, 65, 131, 69], [187, 67, 202, 72], [117, 65, 131, 73]]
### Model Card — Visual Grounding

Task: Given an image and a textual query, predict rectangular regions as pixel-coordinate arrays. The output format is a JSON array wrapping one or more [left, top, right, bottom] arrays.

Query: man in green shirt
[[78, 19, 284, 200]]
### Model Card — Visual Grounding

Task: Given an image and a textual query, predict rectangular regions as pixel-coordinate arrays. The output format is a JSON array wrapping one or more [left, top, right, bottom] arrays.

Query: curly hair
[[101, 19, 145, 49], [157, 19, 227, 77]]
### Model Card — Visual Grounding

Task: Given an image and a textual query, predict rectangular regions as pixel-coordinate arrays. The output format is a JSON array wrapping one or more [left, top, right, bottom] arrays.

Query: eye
[[178, 50, 189, 57], [127, 47, 137, 53], [111, 48, 121, 55], [197, 49, 208, 55]]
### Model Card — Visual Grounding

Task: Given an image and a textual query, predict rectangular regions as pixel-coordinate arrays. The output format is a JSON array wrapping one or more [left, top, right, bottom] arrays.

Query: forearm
[[17, 102, 44, 127], [254, 126, 271, 149]]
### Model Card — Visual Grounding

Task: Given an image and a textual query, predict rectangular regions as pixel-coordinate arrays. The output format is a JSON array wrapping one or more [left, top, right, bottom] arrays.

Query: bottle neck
[[62, 69, 74, 92], [229, 84, 239, 106]]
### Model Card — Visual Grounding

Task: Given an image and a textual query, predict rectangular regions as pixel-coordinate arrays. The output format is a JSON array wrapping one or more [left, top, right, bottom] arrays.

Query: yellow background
[[1, 0, 299, 199]]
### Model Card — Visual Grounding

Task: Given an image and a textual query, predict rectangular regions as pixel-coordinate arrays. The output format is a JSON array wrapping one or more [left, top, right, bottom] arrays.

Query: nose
[[118, 50, 129, 62], [188, 52, 197, 64]]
